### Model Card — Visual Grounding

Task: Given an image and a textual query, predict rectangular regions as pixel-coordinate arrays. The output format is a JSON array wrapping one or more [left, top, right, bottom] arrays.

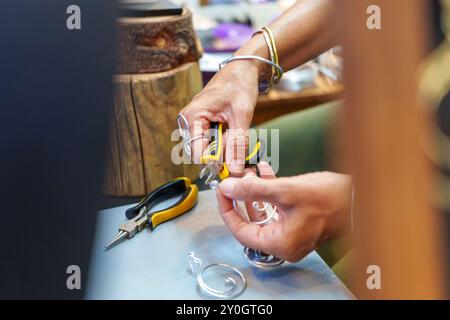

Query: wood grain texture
[[132, 62, 202, 193], [339, 0, 446, 299], [103, 76, 146, 196], [103, 109, 123, 195], [104, 62, 202, 196], [117, 9, 202, 74]]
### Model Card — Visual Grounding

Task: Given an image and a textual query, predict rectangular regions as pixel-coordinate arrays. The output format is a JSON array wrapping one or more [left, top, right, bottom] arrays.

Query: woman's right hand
[[180, 0, 338, 175], [180, 59, 262, 176]]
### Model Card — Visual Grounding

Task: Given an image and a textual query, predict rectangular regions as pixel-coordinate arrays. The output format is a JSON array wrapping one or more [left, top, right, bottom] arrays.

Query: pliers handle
[[200, 122, 265, 183], [200, 122, 223, 165], [125, 177, 198, 230], [105, 177, 198, 250]]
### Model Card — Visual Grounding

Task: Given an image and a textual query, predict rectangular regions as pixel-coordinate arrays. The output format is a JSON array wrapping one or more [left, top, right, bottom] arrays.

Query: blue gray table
[[86, 190, 354, 300]]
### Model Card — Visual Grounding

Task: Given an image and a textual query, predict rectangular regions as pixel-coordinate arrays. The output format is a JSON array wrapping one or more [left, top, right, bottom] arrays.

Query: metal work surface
[[86, 190, 354, 300]]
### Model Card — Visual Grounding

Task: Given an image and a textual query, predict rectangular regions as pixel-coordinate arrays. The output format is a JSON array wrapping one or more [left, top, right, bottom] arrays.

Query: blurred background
[[0, 0, 448, 299]]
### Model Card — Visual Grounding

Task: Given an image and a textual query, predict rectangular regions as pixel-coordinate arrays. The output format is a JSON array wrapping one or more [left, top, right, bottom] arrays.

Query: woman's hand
[[216, 162, 353, 262], [180, 0, 337, 176], [180, 60, 261, 175]]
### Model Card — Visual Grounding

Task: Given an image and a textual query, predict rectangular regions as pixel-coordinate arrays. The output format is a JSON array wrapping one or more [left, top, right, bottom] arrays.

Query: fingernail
[[219, 178, 238, 198]]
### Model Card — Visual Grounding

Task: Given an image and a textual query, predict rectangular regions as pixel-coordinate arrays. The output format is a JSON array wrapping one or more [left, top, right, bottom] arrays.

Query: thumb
[[218, 176, 289, 205]]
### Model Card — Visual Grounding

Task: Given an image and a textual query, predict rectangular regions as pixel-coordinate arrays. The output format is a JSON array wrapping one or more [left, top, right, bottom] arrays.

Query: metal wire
[[233, 200, 277, 225], [184, 135, 207, 157], [219, 55, 284, 81], [232, 176, 278, 225], [230, 176, 284, 269], [243, 247, 285, 269], [177, 113, 207, 157], [177, 113, 190, 139], [187, 252, 246, 299]]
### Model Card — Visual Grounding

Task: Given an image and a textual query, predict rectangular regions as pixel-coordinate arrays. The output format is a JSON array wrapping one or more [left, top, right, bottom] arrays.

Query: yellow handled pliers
[[105, 177, 198, 250], [200, 122, 264, 185]]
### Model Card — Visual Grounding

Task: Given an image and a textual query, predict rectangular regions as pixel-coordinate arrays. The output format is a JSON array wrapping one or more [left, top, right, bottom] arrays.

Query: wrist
[[219, 57, 274, 93], [234, 34, 273, 83], [219, 59, 261, 83]]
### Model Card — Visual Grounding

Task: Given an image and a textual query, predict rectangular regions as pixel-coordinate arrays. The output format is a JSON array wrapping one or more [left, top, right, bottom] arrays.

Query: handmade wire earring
[[232, 176, 285, 269], [187, 252, 246, 299], [177, 113, 207, 158]]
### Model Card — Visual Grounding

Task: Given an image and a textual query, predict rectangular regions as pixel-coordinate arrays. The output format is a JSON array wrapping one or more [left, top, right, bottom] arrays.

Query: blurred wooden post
[[104, 63, 202, 196], [339, 0, 446, 298], [103, 9, 202, 196]]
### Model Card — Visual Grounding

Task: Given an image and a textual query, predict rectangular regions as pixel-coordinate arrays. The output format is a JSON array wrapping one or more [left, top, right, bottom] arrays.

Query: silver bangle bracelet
[[219, 55, 284, 82]]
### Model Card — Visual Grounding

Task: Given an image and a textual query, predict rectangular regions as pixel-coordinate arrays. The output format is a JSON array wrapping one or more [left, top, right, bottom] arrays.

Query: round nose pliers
[[105, 177, 198, 250]]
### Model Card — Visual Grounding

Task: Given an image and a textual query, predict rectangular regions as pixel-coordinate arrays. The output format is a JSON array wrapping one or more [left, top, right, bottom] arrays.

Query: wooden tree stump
[[117, 8, 202, 74], [104, 62, 202, 196], [104, 9, 203, 196]]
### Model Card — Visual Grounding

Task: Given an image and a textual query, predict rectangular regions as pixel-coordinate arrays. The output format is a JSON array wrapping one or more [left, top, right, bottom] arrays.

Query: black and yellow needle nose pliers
[[105, 177, 198, 250], [200, 122, 264, 185]]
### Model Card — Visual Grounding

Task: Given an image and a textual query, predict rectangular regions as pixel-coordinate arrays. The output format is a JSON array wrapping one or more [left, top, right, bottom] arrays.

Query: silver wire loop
[[232, 176, 278, 225], [252, 202, 278, 225], [177, 113, 208, 157], [233, 200, 278, 225], [177, 113, 190, 139], [230, 176, 285, 269], [232, 197, 284, 268], [188, 252, 246, 299], [184, 134, 207, 157], [243, 247, 285, 269]]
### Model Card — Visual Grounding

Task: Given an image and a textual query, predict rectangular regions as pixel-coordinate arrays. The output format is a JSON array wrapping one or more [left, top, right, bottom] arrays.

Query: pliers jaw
[[200, 161, 230, 186], [200, 162, 221, 185], [119, 207, 148, 238], [200, 122, 231, 186], [104, 207, 148, 250]]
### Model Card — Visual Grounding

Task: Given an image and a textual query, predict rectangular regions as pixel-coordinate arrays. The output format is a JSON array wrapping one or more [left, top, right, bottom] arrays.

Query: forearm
[[235, 0, 338, 77], [181, 0, 338, 173]]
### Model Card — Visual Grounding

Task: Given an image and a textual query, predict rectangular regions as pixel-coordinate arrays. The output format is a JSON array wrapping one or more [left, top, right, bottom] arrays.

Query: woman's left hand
[[216, 162, 353, 262]]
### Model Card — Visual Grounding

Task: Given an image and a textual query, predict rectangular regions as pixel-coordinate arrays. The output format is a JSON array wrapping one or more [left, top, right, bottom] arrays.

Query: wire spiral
[[187, 252, 246, 299], [177, 113, 207, 157], [230, 176, 284, 268], [232, 176, 278, 225]]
